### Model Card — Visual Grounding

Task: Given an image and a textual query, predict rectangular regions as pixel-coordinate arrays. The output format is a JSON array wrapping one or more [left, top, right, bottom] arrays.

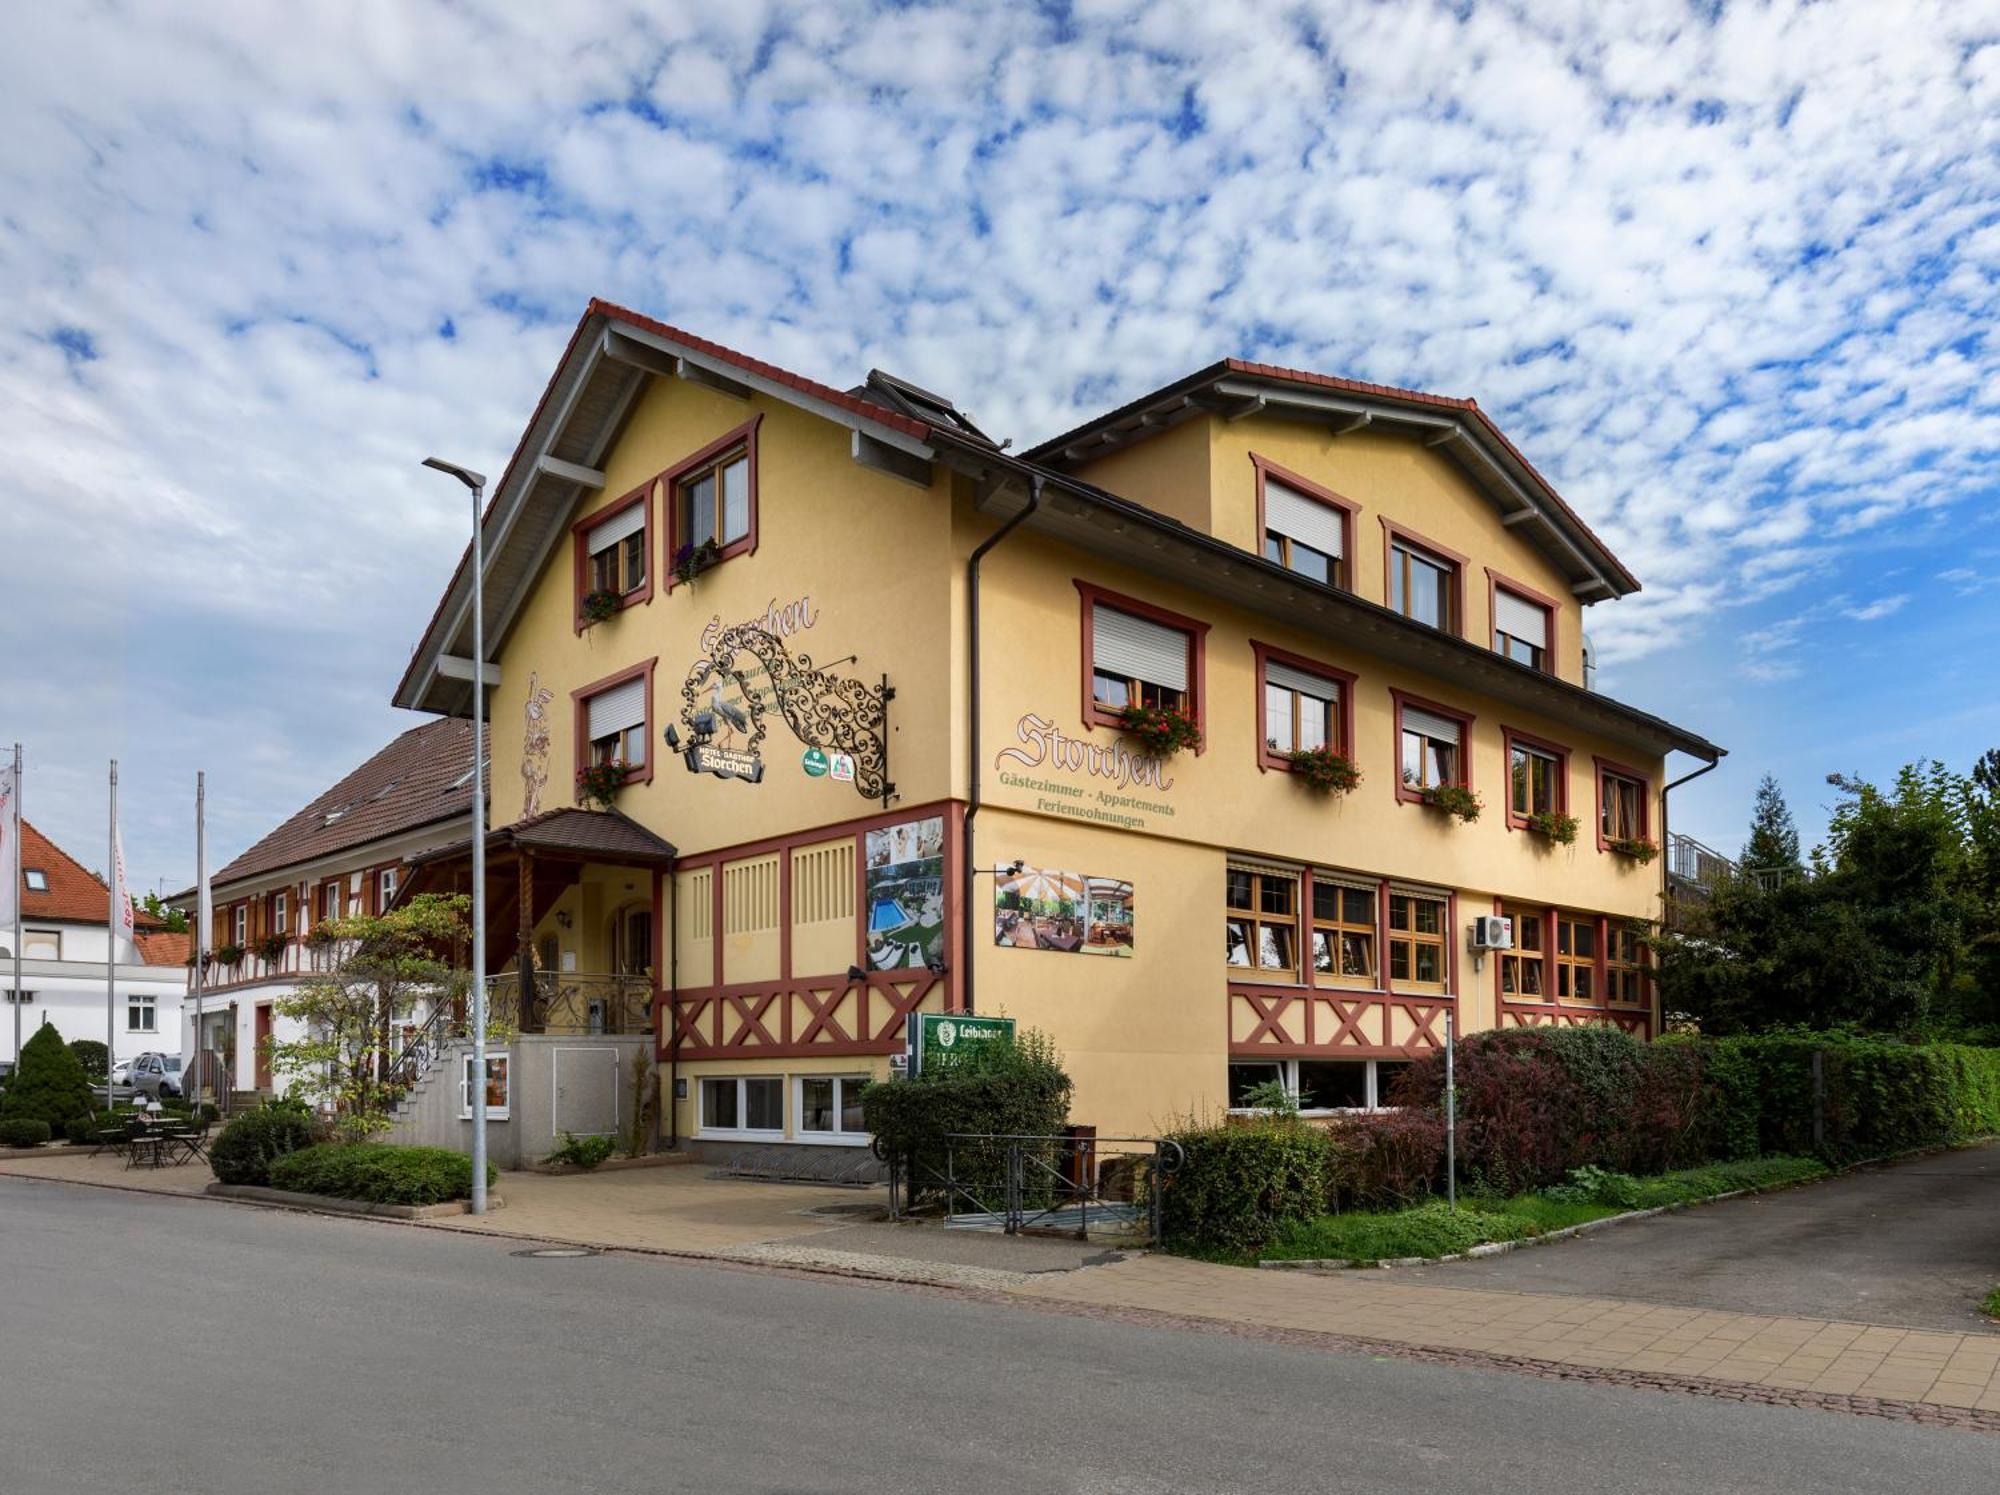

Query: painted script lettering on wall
[[995, 713, 1173, 791]]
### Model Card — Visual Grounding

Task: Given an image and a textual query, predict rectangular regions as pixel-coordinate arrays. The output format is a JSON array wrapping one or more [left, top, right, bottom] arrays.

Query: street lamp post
[[423, 456, 489, 1216]]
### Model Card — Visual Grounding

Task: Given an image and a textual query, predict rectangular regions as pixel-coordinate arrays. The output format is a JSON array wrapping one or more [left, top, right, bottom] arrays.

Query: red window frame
[[662, 414, 763, 592], [1593, 756, 1652, 851], [1074, 579, 1210, 750], [572, 657, 659, 797], [1251, 454, 1358, 591], [1380, 518, 1469, 636], [1389, 689, 1477, 806], [1500, 725, 1571, 831], [571, 481, 655, 632], [1251, 640, 1357, 774], [1485, 567, 1560, 675]]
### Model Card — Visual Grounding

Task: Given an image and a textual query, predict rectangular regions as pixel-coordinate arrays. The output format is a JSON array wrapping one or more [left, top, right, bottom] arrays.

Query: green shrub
[[0, 1026, 98, 1128], [1158, 1118, 1332, 1254], [65, 1107, 141, 1144], [209, 1104, 322, 1185], [1545, 1165, 1642, 1209], [1270, 1201, 1533, 1263], [0, 1118, 53, 1147], [545, 1131, 616, 1170], [268, 1143, 496, 1205], [861, 1029, 1073, 1206], [66, 1039, 109, 1080]]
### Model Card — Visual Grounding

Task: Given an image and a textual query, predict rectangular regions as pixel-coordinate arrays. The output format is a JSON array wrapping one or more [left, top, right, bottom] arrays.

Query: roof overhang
[[941, 438, 1719, 765], [394, 304, 941, 719], [1024, 362, 1640, 602]]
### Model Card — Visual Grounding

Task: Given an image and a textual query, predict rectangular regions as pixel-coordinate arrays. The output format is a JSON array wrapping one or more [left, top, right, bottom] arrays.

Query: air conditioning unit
[[1470, 915, 1514, 951]]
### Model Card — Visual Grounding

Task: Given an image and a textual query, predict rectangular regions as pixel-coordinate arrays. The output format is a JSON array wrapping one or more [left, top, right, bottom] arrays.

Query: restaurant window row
[[1496, 904, 1651, 1006], [1225, 862, 1453, 996]]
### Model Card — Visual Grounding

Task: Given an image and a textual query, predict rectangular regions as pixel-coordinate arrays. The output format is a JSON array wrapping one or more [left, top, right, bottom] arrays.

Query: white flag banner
[[197, 869, 212, 960], [112, 823, 135, 944], [0, 762, 17, 932]]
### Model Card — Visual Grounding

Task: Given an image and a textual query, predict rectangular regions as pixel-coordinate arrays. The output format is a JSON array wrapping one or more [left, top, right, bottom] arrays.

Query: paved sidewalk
[[9, 1147, 1999, 1422]]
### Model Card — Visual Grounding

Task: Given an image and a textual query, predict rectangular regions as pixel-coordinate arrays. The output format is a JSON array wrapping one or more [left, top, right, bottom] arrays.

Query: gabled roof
[[407, 806, 678, 868], [207, 717, 477, 889], [1023, 357, 1640, 599], [17, 820, 120, 924]]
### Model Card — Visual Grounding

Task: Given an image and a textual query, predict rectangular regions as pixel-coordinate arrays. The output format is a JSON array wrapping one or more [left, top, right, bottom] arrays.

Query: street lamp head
[[422, 456, 486, 492]]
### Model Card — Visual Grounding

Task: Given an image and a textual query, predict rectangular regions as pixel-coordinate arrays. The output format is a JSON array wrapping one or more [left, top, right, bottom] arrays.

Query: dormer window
[[1254, 458, 1355, 590]]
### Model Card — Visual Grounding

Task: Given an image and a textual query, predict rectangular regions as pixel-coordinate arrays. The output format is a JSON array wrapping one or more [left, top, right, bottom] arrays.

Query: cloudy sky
[[2, 0, 1995, 891]]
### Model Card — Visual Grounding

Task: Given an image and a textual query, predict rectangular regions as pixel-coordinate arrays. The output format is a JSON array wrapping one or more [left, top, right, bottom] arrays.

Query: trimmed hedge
[[268, 1143, 496, 1205], [0, 1118, 53, 1147], [209, 1105, 322, 1186]]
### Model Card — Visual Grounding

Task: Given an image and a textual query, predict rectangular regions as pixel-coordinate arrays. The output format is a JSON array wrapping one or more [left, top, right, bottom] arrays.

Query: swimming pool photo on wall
[[864, 816, 945, 970]]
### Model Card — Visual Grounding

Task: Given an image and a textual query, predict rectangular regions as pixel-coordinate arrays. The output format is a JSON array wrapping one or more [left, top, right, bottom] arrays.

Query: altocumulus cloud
[[0, 0, 1994, 881]]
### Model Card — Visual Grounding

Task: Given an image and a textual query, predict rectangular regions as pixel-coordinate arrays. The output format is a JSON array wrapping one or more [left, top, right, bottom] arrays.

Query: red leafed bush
[[1324, 1109, 1448, 1209]]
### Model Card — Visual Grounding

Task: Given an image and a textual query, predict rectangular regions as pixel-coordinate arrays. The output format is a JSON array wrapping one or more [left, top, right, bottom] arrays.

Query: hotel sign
[[993, 712, 1177, 832], [683, 742, 764, 783]]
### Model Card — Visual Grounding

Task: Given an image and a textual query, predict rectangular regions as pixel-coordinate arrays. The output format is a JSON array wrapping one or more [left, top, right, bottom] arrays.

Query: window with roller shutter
[[1076, 581, 1209, 737], [572, 660, 657, 791]]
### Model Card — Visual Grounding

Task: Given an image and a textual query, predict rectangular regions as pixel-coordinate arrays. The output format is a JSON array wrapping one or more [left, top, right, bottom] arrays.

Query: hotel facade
[[394, 301, 1720, 1151]]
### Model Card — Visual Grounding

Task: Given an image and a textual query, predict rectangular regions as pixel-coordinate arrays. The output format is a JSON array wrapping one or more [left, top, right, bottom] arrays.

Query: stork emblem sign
[[673, 623, 896, 804]]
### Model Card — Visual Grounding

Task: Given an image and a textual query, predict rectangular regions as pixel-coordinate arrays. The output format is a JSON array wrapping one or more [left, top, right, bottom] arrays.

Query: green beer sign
[[907, 1012, 1016, 1075]]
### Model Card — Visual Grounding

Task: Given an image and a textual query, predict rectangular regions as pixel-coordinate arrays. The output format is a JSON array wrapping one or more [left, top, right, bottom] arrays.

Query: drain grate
[[513, 1246, 601, 1258]]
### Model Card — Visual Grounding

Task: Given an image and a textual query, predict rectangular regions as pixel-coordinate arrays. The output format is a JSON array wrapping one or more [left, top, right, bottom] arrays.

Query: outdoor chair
[[162, 1118, 210, 1166]]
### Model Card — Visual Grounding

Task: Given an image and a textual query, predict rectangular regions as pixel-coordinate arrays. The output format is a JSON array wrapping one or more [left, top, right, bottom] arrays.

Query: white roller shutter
[[1093, 605, 1188, 692], [1494, 590, 1548, 649], [587, 678, 646, 741], [1264, 479, 1344, 558], [1401, 706, 1461, 745], [1264, 660, 1339, 702], [587, 502, 646, 554]]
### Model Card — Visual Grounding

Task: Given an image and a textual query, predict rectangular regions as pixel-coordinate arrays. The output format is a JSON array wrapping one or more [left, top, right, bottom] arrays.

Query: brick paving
[[11, 1148, 2000, 1429]]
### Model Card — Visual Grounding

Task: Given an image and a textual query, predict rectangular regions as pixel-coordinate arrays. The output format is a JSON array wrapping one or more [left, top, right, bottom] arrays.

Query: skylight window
[[23, 869, 47, 892]]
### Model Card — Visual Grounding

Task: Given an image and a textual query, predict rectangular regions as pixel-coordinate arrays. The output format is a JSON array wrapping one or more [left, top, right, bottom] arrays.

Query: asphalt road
[[1407, 1141, 2000, 1332], [3, 1177, 1994, 1495]]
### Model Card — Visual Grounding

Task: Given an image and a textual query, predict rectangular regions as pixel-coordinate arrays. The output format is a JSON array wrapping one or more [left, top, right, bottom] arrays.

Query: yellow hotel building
[[396, 300, 1721, 1151]]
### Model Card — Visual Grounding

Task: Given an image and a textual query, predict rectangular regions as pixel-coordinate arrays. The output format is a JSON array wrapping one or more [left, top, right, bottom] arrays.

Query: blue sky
[[0, 0, 1995, 891]]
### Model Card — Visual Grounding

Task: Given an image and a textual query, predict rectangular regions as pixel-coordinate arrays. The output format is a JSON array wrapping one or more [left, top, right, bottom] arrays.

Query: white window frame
[[273, 891, 287, 936], [22, 869, 47, 893], [127, 991, 157, 1033], [232, 905, 247, 946], [22, 928, 60, 960], [1226, 1057, 1407, 1115], [378, 868, 398, 908], [697, 1074, 785, 1140], [460, 1051, 512, 1121], [792, 1074, 871, 1146]]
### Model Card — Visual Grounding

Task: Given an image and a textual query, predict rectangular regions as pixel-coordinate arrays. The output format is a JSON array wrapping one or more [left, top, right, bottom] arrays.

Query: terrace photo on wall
[[1083, 877, 1134, 957], [995, 866, 1135, 956], [865, 816, 945, 971]]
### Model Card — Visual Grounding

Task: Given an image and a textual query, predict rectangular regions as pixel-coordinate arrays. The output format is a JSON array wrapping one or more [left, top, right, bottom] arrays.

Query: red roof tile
[[16, 820, 121, 924], [135, 929, 191, 967], [210, 718, 478, 888]]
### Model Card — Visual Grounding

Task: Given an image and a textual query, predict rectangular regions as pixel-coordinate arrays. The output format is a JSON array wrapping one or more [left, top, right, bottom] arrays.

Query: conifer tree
[[1743, 773, 1801, 871], [0, 1024, 97, 1127]]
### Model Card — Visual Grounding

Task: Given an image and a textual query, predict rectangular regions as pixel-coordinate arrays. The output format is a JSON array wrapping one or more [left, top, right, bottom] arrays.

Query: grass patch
[[1254, 1155, 1830, 1265], [1980, 1286, 2000, 1321]]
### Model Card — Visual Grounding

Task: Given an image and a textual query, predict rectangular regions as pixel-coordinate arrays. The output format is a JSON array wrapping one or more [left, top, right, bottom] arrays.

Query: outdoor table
[[90, 1127, 130, 1160], [160, 1126, 206, 1165]]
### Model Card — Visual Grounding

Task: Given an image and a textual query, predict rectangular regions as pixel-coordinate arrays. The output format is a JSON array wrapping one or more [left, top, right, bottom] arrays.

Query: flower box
[[580, 587, 621, 624], [1117, 702, 1202, 758], [1281, 745, 1362, 795], [1419, 783, 1483, 823], [1526, 810, 1579, 845], [1608, 835, 1660, 864], [577, 759, 636, 809], [672, 538, 722, 587]]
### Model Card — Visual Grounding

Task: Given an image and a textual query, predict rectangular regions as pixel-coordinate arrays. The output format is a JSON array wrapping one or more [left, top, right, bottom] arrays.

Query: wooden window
[[662, 416, 762, 587], [1254, 458, 1355, 590], [321, 882, 341, 924], [232, 905, 247, 946], [1311, 877, 1376, 986], [1597, 761, 1649, 847], [272, 891, 287, 936], [1077, 582, 1208, 736], [571, 482, 653, 630], [1493, 586, 1551, 671], [1254, 644, 1355, 773], [572, 659, 657, 791], [1556, 914, 1599, 1001], [378, 868, 398, 909], [1504, 730, 1569, 827], [1395, 695, 1473, 799], [1499, 905, 1546, 999], [1225, 865, 1298, 979], [1608, 924, 1648, 1004], [1387, 892, 1447, 989], [1389, 535, 1458, 631]]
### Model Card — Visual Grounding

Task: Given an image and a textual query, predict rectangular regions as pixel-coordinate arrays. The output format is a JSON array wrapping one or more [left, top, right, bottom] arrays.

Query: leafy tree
[[1, 1025, 98, 1127], [268, 893, 510, 1141], [1742, 773, 1800, 872], [66, 1038, 109, 1080], [140, 892, 189, 935]]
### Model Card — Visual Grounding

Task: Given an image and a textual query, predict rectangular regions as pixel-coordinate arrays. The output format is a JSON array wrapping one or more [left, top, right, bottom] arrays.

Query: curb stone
[[206, 1182, 501, 1219]]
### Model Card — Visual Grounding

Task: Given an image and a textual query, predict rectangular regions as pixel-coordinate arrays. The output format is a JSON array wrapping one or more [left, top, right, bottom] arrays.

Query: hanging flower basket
[[580, 587, 621, 624], [672, 538, 722, 587], [1526, 810, 1580, 845], [252, 933, 289, 963], [1282, 745, 1362, 794], [1117, 702, 1202, 758], [304, 922, 338, 949], [1419, 783, 1483, 823], [213, 943, 245, 968], [1608, 835, 1660, 864], [577, 759, 636, 809]]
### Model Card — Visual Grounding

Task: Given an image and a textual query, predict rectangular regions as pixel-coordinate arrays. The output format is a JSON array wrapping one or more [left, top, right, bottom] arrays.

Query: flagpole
[[106, 759, 117, 1112], [10, 743, 21, 1069], [193, 772, 206, 1111]]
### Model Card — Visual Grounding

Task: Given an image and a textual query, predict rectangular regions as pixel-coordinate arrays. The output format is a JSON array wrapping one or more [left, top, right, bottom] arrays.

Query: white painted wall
[[2, 924, 188, 1068]]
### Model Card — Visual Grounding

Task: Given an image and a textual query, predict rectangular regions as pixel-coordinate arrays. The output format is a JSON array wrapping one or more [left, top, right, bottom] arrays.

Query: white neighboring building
[[2, 820, 190, 1068]]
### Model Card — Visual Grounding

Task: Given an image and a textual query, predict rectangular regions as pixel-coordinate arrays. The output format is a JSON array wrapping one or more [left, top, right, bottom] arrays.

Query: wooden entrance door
[[253, 1004, 274, 1091]]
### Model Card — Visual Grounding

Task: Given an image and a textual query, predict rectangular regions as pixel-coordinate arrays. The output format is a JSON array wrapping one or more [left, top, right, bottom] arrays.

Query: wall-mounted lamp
[[970, 859, 1027, 878], [663, 724, 681, 751], [925, 956, 950, 976], [554, 911, 572, 931], [846, 964, 868, 983]]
